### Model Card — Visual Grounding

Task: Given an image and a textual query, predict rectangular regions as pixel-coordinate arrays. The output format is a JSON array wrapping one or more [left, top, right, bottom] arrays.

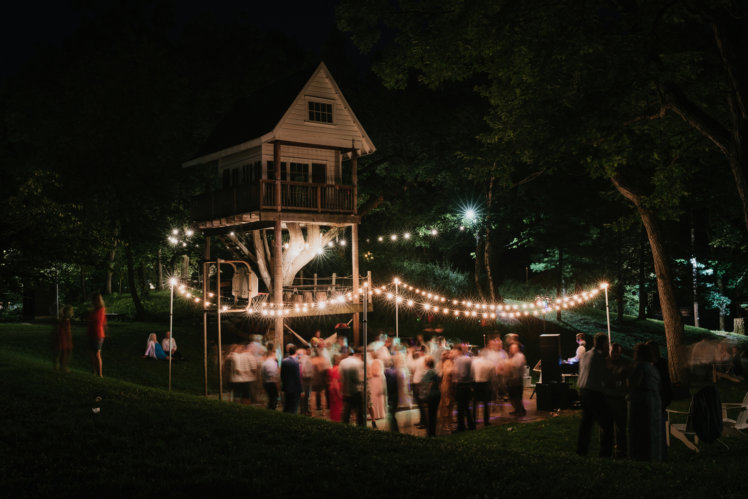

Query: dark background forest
[[1, 0, 747, 344]]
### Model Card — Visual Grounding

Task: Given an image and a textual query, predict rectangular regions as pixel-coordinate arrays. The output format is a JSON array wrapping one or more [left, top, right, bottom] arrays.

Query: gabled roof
[[184, 62, 375, 167]]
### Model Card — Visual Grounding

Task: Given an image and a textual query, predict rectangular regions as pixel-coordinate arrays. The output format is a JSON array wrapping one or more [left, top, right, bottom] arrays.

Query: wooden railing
[[191, 181, 355, 221]]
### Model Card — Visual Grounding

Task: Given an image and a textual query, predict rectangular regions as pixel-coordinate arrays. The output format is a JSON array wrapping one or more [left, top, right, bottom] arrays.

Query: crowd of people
[[576, 333, 673, 461], [223, 331, 530, 436]]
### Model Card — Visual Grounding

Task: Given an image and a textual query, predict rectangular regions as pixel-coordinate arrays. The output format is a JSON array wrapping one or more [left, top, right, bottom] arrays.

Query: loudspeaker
[[535, 382, 570, 411], [540, 334, 562, 383]]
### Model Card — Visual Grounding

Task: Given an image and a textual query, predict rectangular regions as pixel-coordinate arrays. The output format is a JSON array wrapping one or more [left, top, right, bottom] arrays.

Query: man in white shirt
[[340, 348, 365, 426], [408, 347, 428, 428], [161, 331, 181, 359], [227, 344, 258, 404]]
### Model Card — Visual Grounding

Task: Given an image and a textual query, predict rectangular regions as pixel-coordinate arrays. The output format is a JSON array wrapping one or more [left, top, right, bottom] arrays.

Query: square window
[[308, 101, 332, 123]]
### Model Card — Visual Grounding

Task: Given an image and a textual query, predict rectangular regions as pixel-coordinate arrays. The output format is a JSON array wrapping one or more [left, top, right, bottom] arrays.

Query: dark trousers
[[283, 391, 300, 414], [413, 382, 426, 425], [473, 382, 491, 424], [577, 388, 614, 457], [342, 392, 364, 426], [508, 380, 525, 416], [387, 396, 399, 433], [300, 378, 312, 415], [264, 382, 278, 410], [456, 382, 475, 430], [427, 392, 441, 437], [606, 396, 627, 458]]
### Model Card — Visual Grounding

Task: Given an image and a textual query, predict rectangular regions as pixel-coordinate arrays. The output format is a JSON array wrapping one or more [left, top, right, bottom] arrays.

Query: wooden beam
[[201, 221, 274, 236], [259, 211, 360, 225]]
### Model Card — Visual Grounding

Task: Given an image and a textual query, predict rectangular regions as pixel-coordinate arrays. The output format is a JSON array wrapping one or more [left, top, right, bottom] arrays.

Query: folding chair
[[722, 391, 748, 432], [666, 402, 699, 452]]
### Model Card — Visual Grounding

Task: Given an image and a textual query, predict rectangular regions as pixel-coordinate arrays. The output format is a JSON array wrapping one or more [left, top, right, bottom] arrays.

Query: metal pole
[[362, 284, 368, 426], [603, 285, 612, 343], [217, 259, 223, 401], [395, 278, 399, 338], [169, 280, 174, 392], [203, 263, 208, 397]]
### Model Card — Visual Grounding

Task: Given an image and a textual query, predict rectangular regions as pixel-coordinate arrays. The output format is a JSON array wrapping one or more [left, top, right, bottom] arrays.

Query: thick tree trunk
[[615, 226, 624, 321], [717, 271, 727, 332], [611, 176, 685, 383], [484, 175, 498, 302], [125, 244, 146, 320], [474, 234, 485, 301], [638, 224, 647, 320]]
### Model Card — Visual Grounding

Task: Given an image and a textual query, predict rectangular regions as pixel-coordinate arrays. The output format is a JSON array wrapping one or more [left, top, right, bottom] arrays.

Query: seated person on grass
[[161, 331, 182, 360], [144, 333, 167, 360]]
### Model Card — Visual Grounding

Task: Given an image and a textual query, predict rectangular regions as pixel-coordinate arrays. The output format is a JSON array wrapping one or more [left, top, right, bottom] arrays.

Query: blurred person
[[646, 340, 672, 458], [53, 305, 74, 372], [421, 356, 441, 437], [281, 344, 302, 414], [408, 346, 428, 428], [453, 343, 476, 432], [328, 354, 344, 422], [562, 333, 586, 373], [472, 349, 494, 425], [311, 347, 331, 415], [262, 347, 280, 410], [506, 343, 527, 417], [87, 292, 107, 377], [368, 350, 387, 422], [438, 349, 456, 434], [144, 333, 167, 360], [605, 342, 631, 458], [299, 348, 314, 416], [576, 333, 613, 457], [384, 358, 399, 432], [393, 351, 412, 409], [689, 338, 716, 382], [340, 347, 365, 426], [486, 337, 508, 405], [628, 343, 663, 461], [227, 344, 257, 404]]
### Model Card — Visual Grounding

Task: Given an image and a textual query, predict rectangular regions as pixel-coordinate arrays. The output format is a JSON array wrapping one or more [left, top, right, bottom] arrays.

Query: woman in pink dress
[[327, 355, 343, 422], [368, 355, 387, 421]]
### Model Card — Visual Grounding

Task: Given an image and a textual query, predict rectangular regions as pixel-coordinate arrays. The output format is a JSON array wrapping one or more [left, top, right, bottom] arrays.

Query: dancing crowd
[[223, 332, 529, 436]]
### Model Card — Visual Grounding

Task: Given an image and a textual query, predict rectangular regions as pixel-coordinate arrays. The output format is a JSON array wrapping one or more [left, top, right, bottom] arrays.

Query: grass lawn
[[2, 319, 748, 497]]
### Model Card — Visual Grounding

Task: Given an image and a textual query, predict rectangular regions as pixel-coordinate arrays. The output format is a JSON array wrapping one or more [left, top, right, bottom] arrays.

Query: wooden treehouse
[[184, 62, 376, 348]]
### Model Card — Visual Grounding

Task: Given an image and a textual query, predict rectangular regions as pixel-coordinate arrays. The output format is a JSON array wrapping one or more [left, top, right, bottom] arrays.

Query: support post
[[217, 259, 223, 401], [603, 283, 612, 343], [274, 142, 282, 210], [168, 279, 174, 392], [351, 141, 358, 215], [273, 220, 284, 357], [203, 237, 210, 397], [352, 223, 360, 346], [362, 284, 368, 425]]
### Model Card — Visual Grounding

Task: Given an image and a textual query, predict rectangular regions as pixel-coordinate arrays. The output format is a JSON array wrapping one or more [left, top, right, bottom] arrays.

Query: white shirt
[[472, 356, 495, 383], [161, 336, 177, 353], [227, 351, 257, 383]]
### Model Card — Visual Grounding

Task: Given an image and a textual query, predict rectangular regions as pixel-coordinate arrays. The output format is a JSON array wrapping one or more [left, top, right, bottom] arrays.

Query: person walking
[[280, 344, 302, 414], [576, 333, 613, 457]]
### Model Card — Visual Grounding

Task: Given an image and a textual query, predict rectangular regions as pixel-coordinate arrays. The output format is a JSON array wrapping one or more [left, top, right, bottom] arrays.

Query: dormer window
[[308, 101, 333, 123]]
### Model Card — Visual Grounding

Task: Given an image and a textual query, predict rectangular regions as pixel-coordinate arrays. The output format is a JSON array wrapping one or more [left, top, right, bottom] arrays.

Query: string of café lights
[[168, 276, 607, 320]]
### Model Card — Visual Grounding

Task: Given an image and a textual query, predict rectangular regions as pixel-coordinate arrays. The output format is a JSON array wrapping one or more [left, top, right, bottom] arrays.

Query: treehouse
[[184, 62, 376, 347]]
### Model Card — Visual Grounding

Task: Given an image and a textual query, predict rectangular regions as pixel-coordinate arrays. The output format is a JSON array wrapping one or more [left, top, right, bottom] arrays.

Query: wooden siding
[[260, 143, 340, 183], [274, 71, 366, 150]]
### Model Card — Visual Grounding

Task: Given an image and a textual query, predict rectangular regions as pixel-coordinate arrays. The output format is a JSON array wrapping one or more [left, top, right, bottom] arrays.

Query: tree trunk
[[156, 247, 163, 291], [125, 244, 146, 320], [615, 225, 624, 321], [717, 271, 727, 332], [474, 234, 485, 301], [106, 247, 116, 295], [484, 175, 499, 302], [690, 223, 700, 327], [556, 248, 564, 321], [611, 175, 685, 383], [638, 224, 647, 320], [80, 266, 87, 302]]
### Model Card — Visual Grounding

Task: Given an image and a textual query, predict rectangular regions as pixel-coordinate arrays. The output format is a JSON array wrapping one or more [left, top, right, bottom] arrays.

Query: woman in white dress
[[368, 354, 387, 420]]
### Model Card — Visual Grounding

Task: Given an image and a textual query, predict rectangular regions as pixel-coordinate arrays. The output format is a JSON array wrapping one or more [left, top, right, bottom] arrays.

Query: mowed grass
[[2, 322, 748, 498]]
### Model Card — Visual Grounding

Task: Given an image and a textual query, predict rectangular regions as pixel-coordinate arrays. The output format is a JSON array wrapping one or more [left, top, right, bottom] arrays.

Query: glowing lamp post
[[601, 282, 611, 343]]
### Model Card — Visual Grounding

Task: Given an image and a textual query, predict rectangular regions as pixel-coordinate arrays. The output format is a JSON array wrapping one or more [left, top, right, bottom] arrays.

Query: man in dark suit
[[281, 343, 302, 414]]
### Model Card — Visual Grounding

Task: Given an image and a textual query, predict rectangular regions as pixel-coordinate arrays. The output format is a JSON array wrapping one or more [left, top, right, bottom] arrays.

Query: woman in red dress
[[327, 354, 344, 422], [87, 293, 107, 377]]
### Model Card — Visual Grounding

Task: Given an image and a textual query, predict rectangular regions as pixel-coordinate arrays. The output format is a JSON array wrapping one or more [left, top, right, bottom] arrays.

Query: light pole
[[168, 277, 177, 392], [394, 277, 400, 338], [602, 282, 611, 343]]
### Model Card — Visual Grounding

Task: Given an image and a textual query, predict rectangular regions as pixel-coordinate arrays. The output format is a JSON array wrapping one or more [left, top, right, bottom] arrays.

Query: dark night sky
[[0, 0, 339, 80]]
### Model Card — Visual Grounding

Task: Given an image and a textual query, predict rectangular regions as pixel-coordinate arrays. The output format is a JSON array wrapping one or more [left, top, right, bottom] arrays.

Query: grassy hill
[[2, 303, 748, 497]]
